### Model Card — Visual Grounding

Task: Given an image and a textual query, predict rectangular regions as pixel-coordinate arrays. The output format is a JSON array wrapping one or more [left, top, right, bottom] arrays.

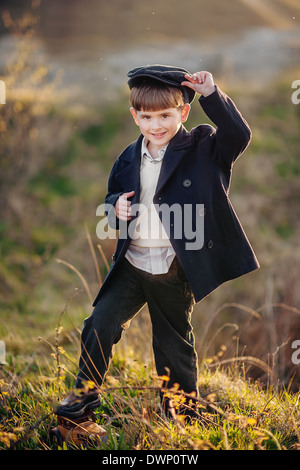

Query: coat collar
[[121, 125, 193, 162], [156, 125, 193, 195], [119, 125, 193, 198], [167, 124, 193, 151]]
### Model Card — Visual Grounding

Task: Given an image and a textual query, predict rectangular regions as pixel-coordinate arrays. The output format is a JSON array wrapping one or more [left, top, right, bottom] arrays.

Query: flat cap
[[127, 64, 195, 104]]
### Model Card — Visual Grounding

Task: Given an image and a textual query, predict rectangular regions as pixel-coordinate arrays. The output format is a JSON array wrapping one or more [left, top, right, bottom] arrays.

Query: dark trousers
[[75, 257, 198, 397]]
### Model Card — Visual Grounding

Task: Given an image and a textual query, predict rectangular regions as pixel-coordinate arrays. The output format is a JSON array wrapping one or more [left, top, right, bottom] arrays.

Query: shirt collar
[[141, 138, 168, 163]]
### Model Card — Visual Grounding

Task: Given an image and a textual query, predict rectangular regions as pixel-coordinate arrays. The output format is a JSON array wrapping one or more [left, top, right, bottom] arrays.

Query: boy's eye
[[162, 114, 169, 119]]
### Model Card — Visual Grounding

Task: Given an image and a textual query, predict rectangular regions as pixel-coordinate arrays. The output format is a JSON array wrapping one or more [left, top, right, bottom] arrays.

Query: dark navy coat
[[93, 86, 259, 306]]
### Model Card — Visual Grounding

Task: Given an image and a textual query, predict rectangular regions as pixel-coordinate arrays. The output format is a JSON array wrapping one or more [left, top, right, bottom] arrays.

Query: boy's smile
[[130, 105, 190, 158]]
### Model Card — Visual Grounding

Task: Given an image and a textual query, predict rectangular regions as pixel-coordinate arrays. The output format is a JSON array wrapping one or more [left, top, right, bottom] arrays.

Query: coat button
[[207, 240, 214, 249], [183, 179, 192, 188]]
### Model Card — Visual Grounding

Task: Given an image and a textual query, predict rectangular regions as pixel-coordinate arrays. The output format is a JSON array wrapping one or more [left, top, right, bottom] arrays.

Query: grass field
[[1, 332, 300, 450], [1, 2, 300, 451]]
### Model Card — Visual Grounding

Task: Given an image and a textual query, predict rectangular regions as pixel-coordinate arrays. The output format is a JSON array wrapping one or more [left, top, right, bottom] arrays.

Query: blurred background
[[0, 0, 300, 389]]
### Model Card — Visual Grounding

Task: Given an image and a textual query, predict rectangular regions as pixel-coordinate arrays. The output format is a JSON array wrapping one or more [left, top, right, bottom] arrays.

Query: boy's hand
[[115, 191, 135, 221], [181, 71, 215, 97]]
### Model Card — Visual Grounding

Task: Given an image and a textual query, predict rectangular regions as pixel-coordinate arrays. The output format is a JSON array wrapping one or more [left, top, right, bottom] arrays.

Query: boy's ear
[[130, 107, 139, 126], [181, 103, 190, 123]]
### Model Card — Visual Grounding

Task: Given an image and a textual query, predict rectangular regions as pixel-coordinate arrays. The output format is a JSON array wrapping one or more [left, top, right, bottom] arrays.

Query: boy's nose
[[151, 119, 162, 130]]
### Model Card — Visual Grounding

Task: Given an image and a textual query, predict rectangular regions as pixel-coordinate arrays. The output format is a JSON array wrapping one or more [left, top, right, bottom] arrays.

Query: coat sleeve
[[199, 85, 252, 169]]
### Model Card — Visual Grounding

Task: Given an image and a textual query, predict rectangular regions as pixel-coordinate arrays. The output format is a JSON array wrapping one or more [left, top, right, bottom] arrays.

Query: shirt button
[[183, 179, 192, 188], [198, 207, 206, 216], [207, 240, 214, 249]]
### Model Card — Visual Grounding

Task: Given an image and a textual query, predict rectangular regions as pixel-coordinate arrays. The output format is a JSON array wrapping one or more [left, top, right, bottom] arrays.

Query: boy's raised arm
[[182, 71, 251, 169]]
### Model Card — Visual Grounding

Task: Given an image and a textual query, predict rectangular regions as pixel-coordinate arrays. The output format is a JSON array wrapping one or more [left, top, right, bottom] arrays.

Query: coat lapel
[[155, 125, 193, 196], [116, 135, 143, 204], [116, 126, 193, 201]]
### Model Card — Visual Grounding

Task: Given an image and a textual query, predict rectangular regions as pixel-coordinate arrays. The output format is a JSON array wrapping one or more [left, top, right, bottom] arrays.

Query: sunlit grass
[[1, 339, 300, 450]]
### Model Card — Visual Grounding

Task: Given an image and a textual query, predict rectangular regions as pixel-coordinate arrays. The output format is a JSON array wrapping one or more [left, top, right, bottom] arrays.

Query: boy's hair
[[129, 80, 185, 111]]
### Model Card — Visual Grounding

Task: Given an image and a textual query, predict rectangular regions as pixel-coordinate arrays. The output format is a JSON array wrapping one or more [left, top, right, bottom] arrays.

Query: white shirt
[[125, 138, 175, 274]]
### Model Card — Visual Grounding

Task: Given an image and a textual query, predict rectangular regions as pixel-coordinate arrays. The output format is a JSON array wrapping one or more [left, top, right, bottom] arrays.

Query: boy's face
[[130, 104, 190, 152]]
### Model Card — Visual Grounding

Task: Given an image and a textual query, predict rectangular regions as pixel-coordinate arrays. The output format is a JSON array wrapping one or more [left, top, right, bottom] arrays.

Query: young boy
[[55, 65, 259, 420]]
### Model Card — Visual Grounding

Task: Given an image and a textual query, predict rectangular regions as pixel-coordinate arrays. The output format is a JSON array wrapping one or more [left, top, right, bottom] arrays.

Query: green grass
[[1, 318, 300, 451], [1, 357, 300, 450]]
